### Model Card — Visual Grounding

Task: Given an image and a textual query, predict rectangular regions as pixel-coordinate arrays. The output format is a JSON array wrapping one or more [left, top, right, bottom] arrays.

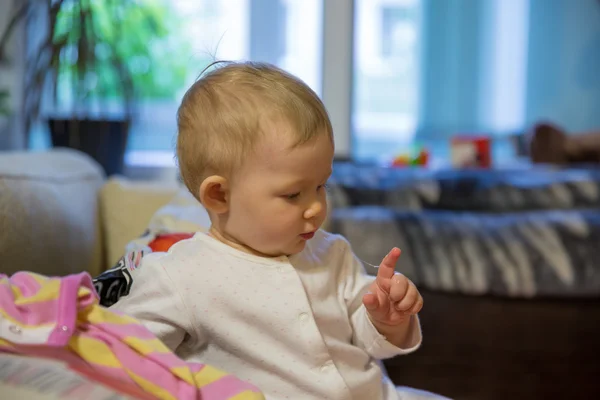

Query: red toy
[[148, 233, 195, 252], [450, 136, 491, 168]]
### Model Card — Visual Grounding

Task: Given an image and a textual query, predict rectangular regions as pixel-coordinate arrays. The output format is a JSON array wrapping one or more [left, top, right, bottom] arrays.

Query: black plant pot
[[48, 118, 129, 177]]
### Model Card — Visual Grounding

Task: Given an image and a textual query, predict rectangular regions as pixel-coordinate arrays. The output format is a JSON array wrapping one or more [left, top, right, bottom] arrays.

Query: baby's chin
[[257, 240, 308, 258], [285, 239, 309, 256]]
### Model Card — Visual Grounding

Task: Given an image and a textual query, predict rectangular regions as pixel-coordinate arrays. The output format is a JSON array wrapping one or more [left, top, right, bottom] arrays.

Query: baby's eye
[[318, 183, 329, 191], [285, 192, 301, 200]]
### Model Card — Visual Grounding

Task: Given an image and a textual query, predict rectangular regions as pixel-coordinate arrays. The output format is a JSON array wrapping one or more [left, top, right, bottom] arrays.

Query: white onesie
[[110, 230, 424, 400]]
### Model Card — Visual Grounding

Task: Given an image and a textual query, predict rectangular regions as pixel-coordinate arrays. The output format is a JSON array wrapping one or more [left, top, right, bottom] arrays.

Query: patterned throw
[[328, 163, 600, 298], [0, 271, 264, 400]]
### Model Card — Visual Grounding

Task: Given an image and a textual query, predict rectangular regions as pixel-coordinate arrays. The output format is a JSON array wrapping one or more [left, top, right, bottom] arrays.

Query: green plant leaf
[[1, 0, 198, 134], [54, 0, 193, 102]]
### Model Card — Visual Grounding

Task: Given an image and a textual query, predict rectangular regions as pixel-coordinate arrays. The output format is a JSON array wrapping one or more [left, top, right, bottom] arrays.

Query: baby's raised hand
[[363, 248, 423, 327]]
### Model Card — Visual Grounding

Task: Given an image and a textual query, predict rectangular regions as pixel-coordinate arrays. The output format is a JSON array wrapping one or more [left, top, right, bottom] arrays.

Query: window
[[352, 0, 421, 163], [30, 0, 323, 169], [126, 0, 323, 167], [28, 0, 600, 170], [351, 0, 532, 165]]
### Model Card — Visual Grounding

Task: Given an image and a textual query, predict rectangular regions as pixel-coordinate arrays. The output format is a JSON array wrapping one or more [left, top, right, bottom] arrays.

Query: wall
[[0, 1, 26, 150]]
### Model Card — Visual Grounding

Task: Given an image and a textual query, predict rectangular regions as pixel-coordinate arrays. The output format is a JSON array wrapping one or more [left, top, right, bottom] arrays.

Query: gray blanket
[[330, 164, 600, 212], [328, 164, 600, 298], [331, 207, 600, 298]]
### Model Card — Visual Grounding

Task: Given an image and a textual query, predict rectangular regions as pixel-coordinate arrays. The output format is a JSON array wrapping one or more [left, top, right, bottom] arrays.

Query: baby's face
[[224, 128, 333, 257]]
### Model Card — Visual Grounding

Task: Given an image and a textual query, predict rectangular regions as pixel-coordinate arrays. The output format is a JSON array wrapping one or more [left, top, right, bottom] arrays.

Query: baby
[[111, 62, 447, 400]]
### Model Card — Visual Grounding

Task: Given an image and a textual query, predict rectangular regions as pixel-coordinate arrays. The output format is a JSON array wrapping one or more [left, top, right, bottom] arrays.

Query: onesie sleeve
[[337, 238, 423, 359], [109, 252, 198, 353]]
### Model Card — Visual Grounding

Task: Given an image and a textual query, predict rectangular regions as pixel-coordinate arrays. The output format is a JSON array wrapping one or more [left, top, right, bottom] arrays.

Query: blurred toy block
[[451, 136, 491, 168], [391, 147, 429, 168]]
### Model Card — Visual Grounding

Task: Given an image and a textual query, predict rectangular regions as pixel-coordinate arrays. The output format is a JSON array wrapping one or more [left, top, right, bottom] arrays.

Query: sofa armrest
[[0, 148, 104, 276]]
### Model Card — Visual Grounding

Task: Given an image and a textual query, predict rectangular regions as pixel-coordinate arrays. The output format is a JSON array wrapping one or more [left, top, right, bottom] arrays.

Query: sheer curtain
[[353, 0, 600, 164]]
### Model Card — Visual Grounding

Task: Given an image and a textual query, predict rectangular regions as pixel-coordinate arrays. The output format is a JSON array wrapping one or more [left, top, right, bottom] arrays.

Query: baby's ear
[[199, 175, 229, 214]]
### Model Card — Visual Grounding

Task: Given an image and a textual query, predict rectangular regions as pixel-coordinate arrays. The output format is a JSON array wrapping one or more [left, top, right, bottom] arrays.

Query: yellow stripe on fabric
[[1, 278, 24, 299], [12, 280, 61, 305], [0, 338, 14, 348], [127, 368, 177, 400], [27, 272, 49, 285], [9, 284, 23, 299], [190, 364, 228, 386], [82, 304, 140, 326], [168, 366, 197, 386], [12, 273, 94, 305], [77, 286, 95, 298], [122, 336, 171, 355], [68, 336, 121, 368], [228, 391, 266, 400]]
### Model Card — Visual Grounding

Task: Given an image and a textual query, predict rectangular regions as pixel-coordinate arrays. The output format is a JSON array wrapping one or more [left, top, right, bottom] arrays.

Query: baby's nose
[[303, 200, 323, 219]]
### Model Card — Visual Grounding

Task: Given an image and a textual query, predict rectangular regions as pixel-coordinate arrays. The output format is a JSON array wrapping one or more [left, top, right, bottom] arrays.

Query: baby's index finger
[[377, 248, 401, 279]]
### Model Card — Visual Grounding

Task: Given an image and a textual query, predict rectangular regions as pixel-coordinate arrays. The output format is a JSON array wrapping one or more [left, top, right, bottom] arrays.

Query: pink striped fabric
[[0, 271, 264, 400]]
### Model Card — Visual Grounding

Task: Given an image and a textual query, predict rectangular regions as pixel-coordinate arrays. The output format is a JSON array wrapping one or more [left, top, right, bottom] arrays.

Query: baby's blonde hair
[[176, 61, 333, 200]]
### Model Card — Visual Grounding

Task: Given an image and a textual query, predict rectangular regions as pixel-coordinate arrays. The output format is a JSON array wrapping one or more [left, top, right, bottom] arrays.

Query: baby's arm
[[338, 239, 422, 359], [109, 253, 195, 352]]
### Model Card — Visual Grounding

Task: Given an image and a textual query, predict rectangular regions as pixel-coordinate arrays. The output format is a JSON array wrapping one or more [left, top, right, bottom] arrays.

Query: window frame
[[125, 0, 355, 179]]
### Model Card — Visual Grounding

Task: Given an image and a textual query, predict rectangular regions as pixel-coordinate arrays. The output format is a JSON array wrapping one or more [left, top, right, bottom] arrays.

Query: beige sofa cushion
[[144, 187, 211, 233], [100, 177, 180, 266], [0, 148, 104, 276]]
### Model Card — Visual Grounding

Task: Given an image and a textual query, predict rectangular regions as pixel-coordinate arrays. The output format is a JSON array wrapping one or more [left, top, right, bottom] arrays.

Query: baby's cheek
[[264, 217, 296, 239]]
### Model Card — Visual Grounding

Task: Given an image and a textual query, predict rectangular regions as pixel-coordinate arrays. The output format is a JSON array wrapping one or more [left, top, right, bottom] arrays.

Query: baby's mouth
[[300, 231, 315, 240]]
